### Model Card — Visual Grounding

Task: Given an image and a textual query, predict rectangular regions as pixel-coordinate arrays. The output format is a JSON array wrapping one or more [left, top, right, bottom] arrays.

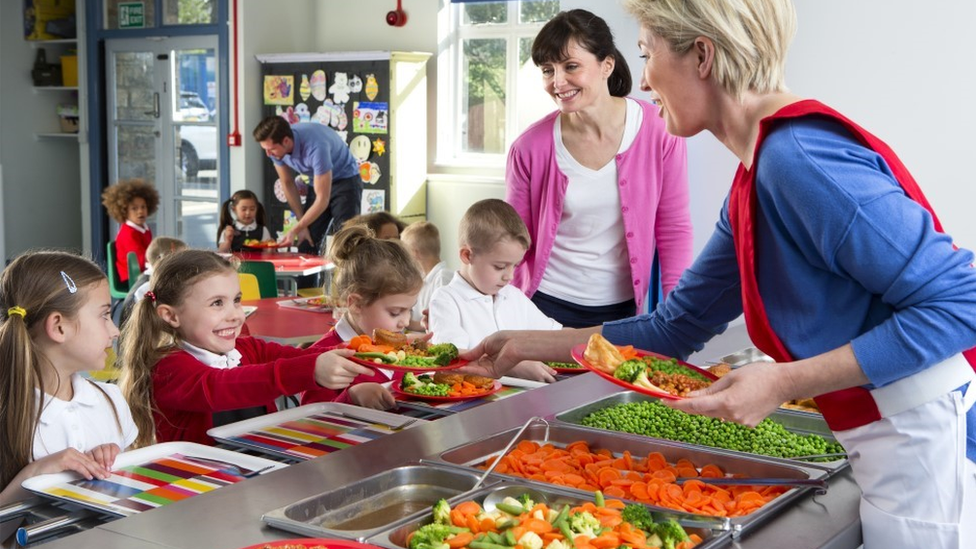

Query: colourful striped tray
[[22, 441, 286, 517], [207, 402, 427, 461]]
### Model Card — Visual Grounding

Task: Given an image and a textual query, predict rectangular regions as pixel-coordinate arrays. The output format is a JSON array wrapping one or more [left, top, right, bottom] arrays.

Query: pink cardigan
[[505, 99, 693, 313]]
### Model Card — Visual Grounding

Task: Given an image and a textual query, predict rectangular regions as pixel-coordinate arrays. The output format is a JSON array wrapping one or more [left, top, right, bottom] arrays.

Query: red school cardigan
[[300, 329, 392, 405]]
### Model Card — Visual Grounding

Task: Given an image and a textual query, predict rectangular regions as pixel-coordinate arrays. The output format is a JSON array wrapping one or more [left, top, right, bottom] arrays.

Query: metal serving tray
[[367, 481, 732, 549], [555, 392, 847, 475], [262, 464, 494, 541], [429, 422, 829, 538]]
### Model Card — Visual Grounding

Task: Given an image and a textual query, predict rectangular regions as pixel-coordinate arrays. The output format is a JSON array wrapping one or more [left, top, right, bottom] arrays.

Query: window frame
[[436, 0, 553, 168]]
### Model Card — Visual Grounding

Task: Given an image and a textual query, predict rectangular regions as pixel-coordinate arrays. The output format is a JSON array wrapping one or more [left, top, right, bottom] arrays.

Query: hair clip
[[60, 271, 78, 294], [144, 291, 157, 303]]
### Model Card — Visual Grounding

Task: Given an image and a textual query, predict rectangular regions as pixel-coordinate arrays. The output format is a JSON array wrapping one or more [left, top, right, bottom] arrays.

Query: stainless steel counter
[[36, 370, 862, 549]]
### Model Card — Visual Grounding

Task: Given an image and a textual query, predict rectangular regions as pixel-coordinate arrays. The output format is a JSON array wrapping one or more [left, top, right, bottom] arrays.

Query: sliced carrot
[[456, 501, 481, 516], [447, 532, 474, 549], [699, 464, 724, 478], [516, 440, 540, 453], [604, 498, 626, 509], [465, 514, 481, 534], [480, 517, 497, 532], [541, 532, 565, 543], [603, 485, 627, 498], [597, 467, 621, 487], [524, 518, 554, 534], [450, 509, 467, 528], [590, 533, 621, 549]]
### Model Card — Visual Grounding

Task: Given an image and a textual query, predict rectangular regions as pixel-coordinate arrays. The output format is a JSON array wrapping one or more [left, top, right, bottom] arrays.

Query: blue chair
[[106, 241, 129, 300]]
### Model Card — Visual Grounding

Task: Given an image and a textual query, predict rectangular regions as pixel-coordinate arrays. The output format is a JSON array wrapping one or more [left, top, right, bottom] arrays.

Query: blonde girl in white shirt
[[0, 251, 137, 506]]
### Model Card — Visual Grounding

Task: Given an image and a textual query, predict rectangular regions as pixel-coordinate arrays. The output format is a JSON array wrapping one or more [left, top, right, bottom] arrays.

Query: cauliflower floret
[[518, 531, 544, 549]]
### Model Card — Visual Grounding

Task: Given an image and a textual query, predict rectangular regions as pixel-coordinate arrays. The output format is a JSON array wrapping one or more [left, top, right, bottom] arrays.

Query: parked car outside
[[178, 91, 216, 178]]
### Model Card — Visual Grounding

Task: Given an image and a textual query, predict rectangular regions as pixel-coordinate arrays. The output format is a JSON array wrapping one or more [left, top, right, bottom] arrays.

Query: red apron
[[728, 99, 976, 431]]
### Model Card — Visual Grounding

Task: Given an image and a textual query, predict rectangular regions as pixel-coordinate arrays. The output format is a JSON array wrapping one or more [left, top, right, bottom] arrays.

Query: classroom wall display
[[362, 189, 385, 214], [352, 102, 389, 134], [263, 75, 294, 105]]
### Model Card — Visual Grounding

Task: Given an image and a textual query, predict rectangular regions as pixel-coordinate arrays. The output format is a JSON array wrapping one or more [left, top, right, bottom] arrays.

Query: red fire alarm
[[386, 0, 407, 27]]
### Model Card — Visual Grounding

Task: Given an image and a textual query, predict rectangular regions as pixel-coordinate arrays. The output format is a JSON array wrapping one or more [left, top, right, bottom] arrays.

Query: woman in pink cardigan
[[506, 9, 693, 327]]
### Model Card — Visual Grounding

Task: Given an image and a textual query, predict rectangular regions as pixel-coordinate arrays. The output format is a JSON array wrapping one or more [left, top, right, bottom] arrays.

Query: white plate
[[276, 296, 334, 313], [22, 441, 287, 517], [243, 305, 258, 317], [207, 402, 426, 461]]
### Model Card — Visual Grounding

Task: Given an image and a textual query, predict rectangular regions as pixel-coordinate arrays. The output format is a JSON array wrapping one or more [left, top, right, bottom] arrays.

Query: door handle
[[144, 92, 160, 118]]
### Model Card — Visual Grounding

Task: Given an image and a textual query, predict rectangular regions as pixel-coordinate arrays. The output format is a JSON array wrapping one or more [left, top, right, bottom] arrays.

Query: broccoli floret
[[409, 523, 453, 549], [432, 499, 451, 526], [614, 360, 662, 391], [567, 511, 602, 539], [651, 519, 690, 549], [401, 372, 422, 389], [621, 504, 655, 532], [427, 343, 459, 365], [516, 493, 536, 510]]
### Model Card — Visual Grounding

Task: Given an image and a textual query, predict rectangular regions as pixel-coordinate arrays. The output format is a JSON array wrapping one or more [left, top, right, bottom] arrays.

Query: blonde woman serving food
[[467, 1, 976, 546]]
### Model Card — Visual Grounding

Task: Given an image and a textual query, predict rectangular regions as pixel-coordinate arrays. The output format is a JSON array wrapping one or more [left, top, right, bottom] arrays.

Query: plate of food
[[242, 239, 286, 249], [393, 372, 502, 401], [571, 334, 718, 400], [346, 330, 467, 372], [544, 360, 587, 374], [238, 539, 385, 549], [277, 296, 335, 313]]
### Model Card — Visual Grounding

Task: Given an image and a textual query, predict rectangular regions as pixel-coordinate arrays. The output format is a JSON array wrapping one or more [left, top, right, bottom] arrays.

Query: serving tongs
[[472, 416, 552, 511]]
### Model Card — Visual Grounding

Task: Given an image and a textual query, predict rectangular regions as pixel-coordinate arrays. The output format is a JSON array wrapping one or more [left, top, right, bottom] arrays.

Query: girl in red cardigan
[[101, 179, 159, 285], [117, 249, 374, 447], [302, 224, 425, 409]]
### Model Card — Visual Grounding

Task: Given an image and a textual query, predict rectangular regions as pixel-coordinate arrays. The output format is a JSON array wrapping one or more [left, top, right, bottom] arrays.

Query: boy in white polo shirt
[[428, 199, 560, 382]]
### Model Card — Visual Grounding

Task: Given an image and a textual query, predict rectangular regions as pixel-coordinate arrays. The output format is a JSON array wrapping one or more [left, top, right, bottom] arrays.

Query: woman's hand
[[460, 327, 599, 378], [348, 383, 396, 410], [314, 349, 375, 389], [508, 360, 557, 383], [665, 361, 793, 427], [86, 443, 122, 471]]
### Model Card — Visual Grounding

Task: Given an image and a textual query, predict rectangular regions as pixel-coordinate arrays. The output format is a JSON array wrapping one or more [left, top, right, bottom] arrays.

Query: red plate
[[545, 361, 588, 374], [393, 380, 503, 401], [571, 344, 717, 400], [243, 241, 287, 249], [348, 352, 468, 373], [237, 539, 384, 549]]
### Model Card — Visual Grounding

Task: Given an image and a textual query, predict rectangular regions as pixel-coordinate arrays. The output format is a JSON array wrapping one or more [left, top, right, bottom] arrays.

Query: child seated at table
[[342, 211, 406, 240], [428, 199, 561, 382], [217, 190, 275, 252], [303, 224, 425, 409], [400, 221, 450, 332], [119, 236, 188, 327], [117, 249, 375, 447], [101, 178, 159, 285]]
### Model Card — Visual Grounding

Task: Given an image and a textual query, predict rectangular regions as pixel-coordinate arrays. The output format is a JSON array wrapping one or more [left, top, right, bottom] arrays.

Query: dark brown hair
[[101, 179, 160, 223], [531, 9, 632, 97], [342, 211, 407, 240], [252, 116, 293, 144], [0, 251, 107, 489]]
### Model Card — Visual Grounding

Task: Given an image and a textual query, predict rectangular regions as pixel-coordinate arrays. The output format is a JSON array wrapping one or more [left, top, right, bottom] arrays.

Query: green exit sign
[[119, 2, 145, 29]]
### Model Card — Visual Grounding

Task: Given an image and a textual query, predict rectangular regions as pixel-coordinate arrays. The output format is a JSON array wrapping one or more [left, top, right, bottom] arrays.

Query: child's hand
[[508, 360, 557, 383], [348, 383, 396, 410], [86, 443, 122, 470], [222, 225, 236, 243], [314, 348, 375, 389], [30, 448, 111, 481]]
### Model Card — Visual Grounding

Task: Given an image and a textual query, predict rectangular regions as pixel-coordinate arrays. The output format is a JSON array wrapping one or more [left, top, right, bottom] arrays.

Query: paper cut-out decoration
[[330, 72, 351, 104], [274, 175, 309, 205], [336, 110, 348, 131], [264, 75, 294, 105], [300, 74, 311, 101], [372, 137, 386, 157], [276, 106, 299, 124], [359, 161, 382, 185], [352, 101, 389, 134], [313, 105, 331, 126], [349, 135, 372, 162], [365, 74, 379, 100], [336, 130, 348, 143], [362, 189, 385, 213], [295, 103, 311, 123], [349, 74, 363, 93], [310, 70, 327, 101]]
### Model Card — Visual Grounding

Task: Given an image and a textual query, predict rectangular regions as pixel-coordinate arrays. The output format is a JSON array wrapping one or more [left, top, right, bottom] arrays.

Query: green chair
[[127, 251, 143, 285], [106, 241, 129, 300], [237, 261, 279, 298]]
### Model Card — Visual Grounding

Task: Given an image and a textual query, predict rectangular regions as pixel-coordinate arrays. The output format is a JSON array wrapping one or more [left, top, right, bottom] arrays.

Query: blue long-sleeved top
[[603, 117, 976, 459]]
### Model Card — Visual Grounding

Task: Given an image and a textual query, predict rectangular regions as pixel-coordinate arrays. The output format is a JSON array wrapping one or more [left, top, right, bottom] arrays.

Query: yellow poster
[[263, 75, 294, 105]]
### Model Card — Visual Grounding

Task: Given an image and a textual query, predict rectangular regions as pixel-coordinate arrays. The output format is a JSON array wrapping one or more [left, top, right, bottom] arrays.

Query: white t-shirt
[[33, 375, 138, 460], [428, 272, 562, 349], [410, 261, 450, 323], [538, 98, 643, 306]]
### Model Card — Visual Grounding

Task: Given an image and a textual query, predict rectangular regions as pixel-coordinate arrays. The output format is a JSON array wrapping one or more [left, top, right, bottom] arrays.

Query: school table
[[242, 297, 336, 346], [234, 250, 332, 278]]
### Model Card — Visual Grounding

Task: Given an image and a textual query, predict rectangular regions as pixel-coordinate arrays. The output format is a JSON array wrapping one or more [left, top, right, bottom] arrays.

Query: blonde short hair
[[401, 221, 441, 260], [623, 0, 796, 99], [459, 199, 531, 253]]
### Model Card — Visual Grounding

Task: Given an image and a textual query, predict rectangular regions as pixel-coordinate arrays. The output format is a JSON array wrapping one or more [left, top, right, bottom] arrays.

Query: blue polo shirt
[[272, 123, 359, 181]]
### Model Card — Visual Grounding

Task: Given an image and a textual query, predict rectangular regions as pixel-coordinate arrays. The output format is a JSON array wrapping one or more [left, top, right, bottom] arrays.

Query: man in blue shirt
[[253, 116, 362, 254]]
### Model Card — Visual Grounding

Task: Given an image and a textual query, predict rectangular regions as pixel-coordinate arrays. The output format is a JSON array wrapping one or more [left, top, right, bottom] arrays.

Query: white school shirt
[[410, 261, 450, 323], [537, 98, 642, 306], [181, 341, 244, 369], [428, 272, 562, 349], [33, 375, 138, 460]]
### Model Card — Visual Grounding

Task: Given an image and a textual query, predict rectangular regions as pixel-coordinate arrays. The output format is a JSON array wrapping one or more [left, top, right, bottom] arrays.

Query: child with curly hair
[[101, 179, 160, 285]]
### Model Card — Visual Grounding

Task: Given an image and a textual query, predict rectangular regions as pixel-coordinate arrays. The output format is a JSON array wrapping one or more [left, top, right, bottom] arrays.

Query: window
[[438, 0, 559, 165]]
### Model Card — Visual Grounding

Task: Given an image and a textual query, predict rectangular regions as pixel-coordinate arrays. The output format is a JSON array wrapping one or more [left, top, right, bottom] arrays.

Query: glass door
[[105, 36, 219, 248]]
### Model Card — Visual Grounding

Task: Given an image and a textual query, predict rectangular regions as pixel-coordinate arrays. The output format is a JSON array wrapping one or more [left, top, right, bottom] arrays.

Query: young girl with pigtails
[[117, 249, 374, 447], [302, 224, 426, 409], [0, 251, 138, 506], [216, 190, 274, 252]]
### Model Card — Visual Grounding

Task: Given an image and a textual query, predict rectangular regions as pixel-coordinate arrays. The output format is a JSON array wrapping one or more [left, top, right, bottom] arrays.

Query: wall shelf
[[28, 38, 77, 46], [35, 133, 80, 140], [33, 86, 79, 92]]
